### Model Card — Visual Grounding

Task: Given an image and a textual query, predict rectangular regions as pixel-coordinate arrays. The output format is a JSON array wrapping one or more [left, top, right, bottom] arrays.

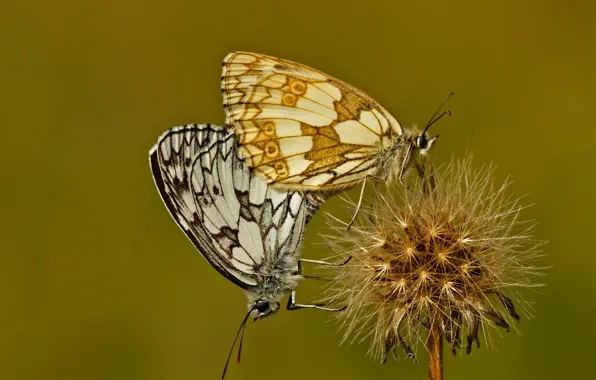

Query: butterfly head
[[414, 132, 439, 156], [384, 127, 439, 185], [249, 299, 280, 321]]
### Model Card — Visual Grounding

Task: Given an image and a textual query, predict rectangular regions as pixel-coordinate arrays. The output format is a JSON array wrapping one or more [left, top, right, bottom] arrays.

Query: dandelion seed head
[[323, 156, 545, 362]]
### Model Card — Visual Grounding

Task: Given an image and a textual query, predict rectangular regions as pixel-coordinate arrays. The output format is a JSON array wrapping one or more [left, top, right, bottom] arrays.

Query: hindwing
[[150, 124, 321, 289], [221, 52, 403, 190]]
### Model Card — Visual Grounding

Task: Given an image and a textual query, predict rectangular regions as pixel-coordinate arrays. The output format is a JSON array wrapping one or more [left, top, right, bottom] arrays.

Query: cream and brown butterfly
[[221, 51, 451, 225]]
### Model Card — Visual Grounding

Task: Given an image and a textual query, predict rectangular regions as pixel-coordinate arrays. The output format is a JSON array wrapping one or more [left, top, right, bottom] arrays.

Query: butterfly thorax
[[376, 127, 438, 182], [375, 133, 410, 181], [245, 259, 302, 320]]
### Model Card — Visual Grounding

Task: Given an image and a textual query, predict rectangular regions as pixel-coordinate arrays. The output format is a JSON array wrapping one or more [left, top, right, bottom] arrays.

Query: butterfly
[[221, 52, 451, 225], [149, 123, 344, 378]]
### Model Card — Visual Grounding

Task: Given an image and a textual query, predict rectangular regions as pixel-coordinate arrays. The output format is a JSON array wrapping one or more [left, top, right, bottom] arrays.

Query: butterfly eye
[[255, 300, 270, 313], [416, 135, 428, 150]]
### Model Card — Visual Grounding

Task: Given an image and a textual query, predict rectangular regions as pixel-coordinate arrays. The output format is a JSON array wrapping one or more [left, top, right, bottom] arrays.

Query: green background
[[1, 0, 594, 379]]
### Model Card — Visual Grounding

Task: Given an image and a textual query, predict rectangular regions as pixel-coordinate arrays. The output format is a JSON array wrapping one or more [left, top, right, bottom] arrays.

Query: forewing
[[221, 51, 403, 189], [150, 124, 322, 289]]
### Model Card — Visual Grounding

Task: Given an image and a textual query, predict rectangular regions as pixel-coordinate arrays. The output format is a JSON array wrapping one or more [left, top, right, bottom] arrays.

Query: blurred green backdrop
[[1, 0, 594, 379]]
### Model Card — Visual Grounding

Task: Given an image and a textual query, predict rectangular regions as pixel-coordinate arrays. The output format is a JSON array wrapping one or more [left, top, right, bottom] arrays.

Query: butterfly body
[[221, 52, 438, 193], [149, 124, 323, 320], [244, 260, 302, 318]]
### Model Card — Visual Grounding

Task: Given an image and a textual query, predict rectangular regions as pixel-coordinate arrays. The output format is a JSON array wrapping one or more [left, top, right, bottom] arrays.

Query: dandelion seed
[[323, 156, 545, 379]]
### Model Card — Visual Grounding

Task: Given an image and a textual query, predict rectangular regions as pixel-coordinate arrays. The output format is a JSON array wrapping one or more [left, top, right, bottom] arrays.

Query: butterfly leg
[[415, 162, 436, 195], [398, 144, 413, 187], [287, 259, 350, 311], [299, 256, 352, 267], [301, 275, 331, 281], [347, 176, 368, 230], [297, 257, 352, 280], [286, 290, 346, 312]]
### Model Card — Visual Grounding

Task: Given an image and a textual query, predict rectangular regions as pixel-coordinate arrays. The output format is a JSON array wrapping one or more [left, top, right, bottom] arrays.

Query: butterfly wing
[[150, 124, 321, 289], [222, 52, 403, 190]]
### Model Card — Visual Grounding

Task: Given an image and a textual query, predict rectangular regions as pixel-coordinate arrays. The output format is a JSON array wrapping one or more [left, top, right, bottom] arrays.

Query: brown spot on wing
[[335, 89, 366, 122], [300, 123, 317, 136], [290, 80, 307, 95], [282, 92, 297, 106], [263, 121, 276, 135], [328, 77, 382, 111], [303, 155, 345, 176], [299, 122, 365, 176], [317, 125, 340, 141], [264, 141, 279, 157]]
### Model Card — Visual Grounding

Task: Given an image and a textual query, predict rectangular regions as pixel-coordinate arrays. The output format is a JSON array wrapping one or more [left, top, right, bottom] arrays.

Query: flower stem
[[428, 321, 443, 380]]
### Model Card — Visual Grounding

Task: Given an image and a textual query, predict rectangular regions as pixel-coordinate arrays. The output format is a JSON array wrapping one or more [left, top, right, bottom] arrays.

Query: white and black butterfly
[[149, 124, 344, 377]]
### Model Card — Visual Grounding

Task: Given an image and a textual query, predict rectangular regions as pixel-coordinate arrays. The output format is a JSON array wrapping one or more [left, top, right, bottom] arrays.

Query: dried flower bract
[[324, 156, 544, 363]]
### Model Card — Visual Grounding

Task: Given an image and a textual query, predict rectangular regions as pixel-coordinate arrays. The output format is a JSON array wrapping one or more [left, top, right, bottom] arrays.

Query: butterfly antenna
[[423, 91, 455, 135], [236, 318, 248, 366], [221, 308, 253, 379]]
